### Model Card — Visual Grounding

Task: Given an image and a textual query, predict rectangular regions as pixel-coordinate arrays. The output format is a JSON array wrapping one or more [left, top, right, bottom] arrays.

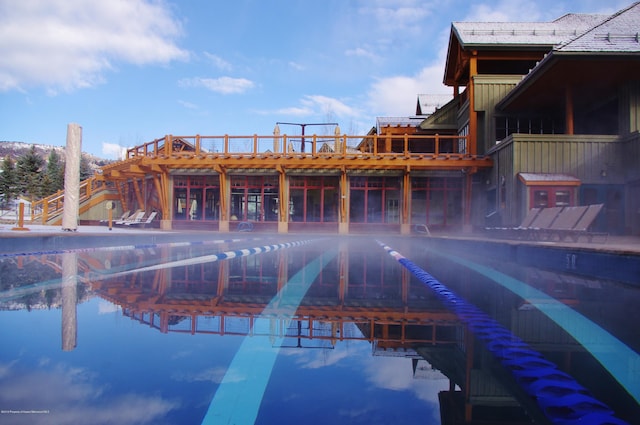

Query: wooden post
[[11, 202, 29, 231]]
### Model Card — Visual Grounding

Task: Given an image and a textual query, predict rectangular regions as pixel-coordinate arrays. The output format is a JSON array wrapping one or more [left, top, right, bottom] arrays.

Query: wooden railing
[[126, 134, 472, 159], [31, 177, 113, 224]]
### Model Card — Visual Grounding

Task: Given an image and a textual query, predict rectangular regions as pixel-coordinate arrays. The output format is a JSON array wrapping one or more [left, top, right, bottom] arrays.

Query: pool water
[[0, 236, 637, 424]]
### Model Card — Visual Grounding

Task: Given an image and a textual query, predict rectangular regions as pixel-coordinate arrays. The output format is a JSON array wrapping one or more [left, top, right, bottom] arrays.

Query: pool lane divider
[[376, 240, 631, 425], [426, 245, 640, 406], [201, 247, 338, 425], [0, 237, 263, 302], [0, 236, 261, 258], [95, 239, 319, 280]]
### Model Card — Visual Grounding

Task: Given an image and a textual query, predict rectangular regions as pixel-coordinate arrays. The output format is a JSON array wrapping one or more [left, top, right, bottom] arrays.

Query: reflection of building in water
[[87, 244, 555, 424], [4, 240, 636, 424]]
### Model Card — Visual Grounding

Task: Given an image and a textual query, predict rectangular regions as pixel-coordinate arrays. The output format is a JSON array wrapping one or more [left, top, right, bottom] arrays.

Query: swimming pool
[[0, 235, 637, 424]]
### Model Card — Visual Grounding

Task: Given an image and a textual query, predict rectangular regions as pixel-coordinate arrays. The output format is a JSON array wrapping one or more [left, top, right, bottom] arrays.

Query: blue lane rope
[[200, 247, 338, 425], [0, 237, 259, 258], [376, 241, 630, 425], [0, 238, 314, 302], [98, 239, 318, 280]]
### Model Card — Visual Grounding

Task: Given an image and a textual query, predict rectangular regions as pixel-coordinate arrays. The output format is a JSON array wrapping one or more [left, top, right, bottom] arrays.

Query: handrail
[[31, 177, 113, 224], [125, 134, 470, 159]]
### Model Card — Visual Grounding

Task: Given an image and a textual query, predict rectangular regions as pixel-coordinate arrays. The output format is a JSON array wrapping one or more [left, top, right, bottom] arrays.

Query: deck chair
[[543, 206, 588, 241], [485, 207, 540, 238], [100, 210, 130, 225], [237, 221, 254, 232], [565, 204, 608, 243], [125, 211, 157, 228], [115, 210, 144, 225], [522, 206, 563, 240]]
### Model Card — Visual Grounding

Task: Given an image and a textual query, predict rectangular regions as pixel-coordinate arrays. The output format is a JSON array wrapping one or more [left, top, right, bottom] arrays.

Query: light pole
[[276, 122, 339, 153]]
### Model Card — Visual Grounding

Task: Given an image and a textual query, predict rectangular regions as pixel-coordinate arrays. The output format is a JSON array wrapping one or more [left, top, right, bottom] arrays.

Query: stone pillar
[[62, 123, 82, 231]]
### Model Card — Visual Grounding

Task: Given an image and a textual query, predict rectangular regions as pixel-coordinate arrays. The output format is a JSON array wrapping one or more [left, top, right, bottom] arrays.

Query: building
[[34, 2, 640, 236], [437, 2, 640, 234]]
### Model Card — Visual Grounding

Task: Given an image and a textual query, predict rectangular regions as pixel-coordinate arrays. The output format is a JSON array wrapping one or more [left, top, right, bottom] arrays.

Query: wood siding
[[489, 134, 623, 226], [473, 75, 521, 155]]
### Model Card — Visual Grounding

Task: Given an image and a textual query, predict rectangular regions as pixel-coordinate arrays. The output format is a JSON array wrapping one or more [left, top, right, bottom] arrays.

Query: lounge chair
[[541, 206, 588, 241], [486, 207, 540, 238], [525, 206, 564, 240], [563, 204, 608, 243], [115, 210, 144, 225], [124, 211, 157, 228], [100, 210, 130, 225], [237, 221, 254, 232]]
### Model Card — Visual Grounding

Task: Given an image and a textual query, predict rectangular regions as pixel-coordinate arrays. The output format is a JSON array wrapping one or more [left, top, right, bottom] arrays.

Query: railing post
[[253, 134, 258, 154], [43, 200, 48, 224], [404, 134, 409, 157], [165, 135, 172, 157], [196, 134, 201, 154], [373, 134, 378, 155], [12, 202, 29, 231], [435, 134, 440, 155], [224, 134, 229, 154]]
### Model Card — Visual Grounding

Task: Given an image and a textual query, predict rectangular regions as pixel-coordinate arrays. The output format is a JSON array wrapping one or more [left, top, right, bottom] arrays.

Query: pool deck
[[1, 222, 638, 253]]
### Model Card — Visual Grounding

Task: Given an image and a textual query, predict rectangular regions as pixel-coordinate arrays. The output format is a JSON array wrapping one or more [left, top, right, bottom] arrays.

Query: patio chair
[[237, 221, 254, 232], [124, 211, 157, 228], [564, 204, 608, 243], [100, 210, 130, 225], [115, 210, 144, 225], [541, 206, 588, 241], [519, 206, 563, 240], [485, 207, 540, 238]]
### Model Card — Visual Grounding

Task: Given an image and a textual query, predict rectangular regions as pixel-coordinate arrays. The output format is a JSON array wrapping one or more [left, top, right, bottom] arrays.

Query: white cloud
[[256, 95, 360, 120], [97, 300, 120, 314], [101, 142, 126, 160], [0, 362, 179, 424], [179, 76, 255, 94], [301, 95, 360, 118], [357, 0, 433, 35], [178, 99, 198, 110], [345, 47, 379, 60], [288, 61, 305, 71], [0, 0, 189, 93], [172, 366, 246, 384], [367, 63, 450, 116], [203, 52, 232, 71]]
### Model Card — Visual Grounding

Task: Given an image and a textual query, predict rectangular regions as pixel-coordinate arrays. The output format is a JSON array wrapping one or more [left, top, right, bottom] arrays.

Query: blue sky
[[0, 0, 630, 159]]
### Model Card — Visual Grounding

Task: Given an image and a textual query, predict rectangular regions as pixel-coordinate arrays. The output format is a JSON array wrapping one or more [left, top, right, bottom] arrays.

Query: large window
[[349, 176, 401, 224], [230, 176, 279, 222], [174, 175, 219, 221], [411, 177, 462, 227], [290, 176, 339, 222]]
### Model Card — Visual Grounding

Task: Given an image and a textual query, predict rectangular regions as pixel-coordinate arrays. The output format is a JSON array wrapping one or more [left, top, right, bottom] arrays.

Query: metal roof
[[416, 94, 453, 115], [376, 117, 424, 130], [518, 173, 581, 185], [451, 13, 607, 49], [557, 2, 640, 53]]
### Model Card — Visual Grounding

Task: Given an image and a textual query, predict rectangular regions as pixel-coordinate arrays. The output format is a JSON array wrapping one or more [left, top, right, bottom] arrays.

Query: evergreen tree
[[0, 155, 18, 207], [79, 154, 93, 181], [16, 145, 45, 202], [45, 149, 64, 195]]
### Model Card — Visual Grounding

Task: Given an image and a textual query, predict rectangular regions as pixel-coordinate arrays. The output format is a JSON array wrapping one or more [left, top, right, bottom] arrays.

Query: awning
[[518, 173, 581, 186]]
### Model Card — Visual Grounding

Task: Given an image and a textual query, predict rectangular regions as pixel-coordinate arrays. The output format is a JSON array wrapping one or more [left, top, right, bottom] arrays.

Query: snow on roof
[[452, 13, 607, 48], [556, 3, 640, 53]]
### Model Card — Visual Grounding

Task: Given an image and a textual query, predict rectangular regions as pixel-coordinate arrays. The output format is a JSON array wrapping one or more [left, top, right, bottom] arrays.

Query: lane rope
[[377, 240, 631, 425]]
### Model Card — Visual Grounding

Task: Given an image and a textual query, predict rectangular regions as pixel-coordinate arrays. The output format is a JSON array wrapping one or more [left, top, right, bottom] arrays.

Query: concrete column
[[62, 123, 82, 231]]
